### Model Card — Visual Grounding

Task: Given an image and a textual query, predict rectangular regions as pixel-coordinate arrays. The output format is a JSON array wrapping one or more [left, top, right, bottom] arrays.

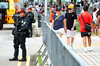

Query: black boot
[[18, 58, 27, 61], [9, 57, 18, 61]]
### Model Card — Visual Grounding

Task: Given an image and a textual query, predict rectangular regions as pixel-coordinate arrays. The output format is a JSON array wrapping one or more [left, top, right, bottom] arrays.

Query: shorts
[[66, 30, 76, 38], [54, 28, 65, 35], [93, 20, 97, 24], [81, 32, 91, 37]]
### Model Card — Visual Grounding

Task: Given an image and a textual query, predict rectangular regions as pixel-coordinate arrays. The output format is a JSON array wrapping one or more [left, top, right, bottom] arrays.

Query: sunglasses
[[68, 8, 72, 10]]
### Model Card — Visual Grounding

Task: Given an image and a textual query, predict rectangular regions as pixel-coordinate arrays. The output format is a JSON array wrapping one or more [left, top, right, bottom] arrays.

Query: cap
[[20, 10, 26, 13], [56, 7, 62, 11], [68, 5, 73, 9], [28, 8, 32, 10]]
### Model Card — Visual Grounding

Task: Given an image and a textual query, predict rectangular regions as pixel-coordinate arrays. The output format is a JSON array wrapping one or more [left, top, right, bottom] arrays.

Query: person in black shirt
[[12, 9, 20, 26], [26, 8, 34, 37], [66, 3, 69, 13], [9, 10, 29, 61], [65, 5, 77, 49]]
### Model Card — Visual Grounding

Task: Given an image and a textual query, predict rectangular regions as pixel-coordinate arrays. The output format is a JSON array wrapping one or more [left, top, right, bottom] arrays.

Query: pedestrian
[[40, 6, 44, 16], [49, 6, 56, 23], [81, 6, 84, 13], [79, 2, 82, 11], [51, 7, 66, 37], [81, 1, 84, 6], [9, 9, 29, 61], [78, 6, 94, 52], [62, 3, 65, 12], [65, 2, 69, 13], [26, 8, 34, 37], [93, 1, 99, 8], [93, 8, 99, 36], [36, 5, 41, 28], [12, 9, 20, 28], [32, 5, 35, 12], [97, 8, 100, 37], [64, 5, 77, 49]]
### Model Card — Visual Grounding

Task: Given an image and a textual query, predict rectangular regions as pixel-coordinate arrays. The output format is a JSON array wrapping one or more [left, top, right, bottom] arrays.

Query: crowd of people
[[9, 1, 100, 61], [50, 2, 100, 52]]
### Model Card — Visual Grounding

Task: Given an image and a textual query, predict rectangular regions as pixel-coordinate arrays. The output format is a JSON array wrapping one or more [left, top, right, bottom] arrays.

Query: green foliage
[[76, 20, 80, 32], [37, 55, 43, 65]]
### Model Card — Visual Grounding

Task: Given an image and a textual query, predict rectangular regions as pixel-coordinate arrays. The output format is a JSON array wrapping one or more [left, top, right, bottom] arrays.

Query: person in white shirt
[[93, 1, 99, 8], [93, 8, 99, 35], [81, 6, 84, 13]]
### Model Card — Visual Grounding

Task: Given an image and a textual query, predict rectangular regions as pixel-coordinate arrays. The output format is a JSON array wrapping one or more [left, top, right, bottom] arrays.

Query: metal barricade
[[41, 21, 87, 66], [76, 7, 91, 16], [76, 7, 82, 16]]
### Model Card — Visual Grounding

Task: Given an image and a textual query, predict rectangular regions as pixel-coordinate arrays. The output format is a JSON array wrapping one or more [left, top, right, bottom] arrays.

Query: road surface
[[0, 24, 42, 66]]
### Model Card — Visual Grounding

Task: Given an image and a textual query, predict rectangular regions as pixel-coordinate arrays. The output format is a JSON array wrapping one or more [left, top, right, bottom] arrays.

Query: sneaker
[[18, 58, 27, 61], [88, 47, 93, 51], [84, 47, 88, 52], [9, 57, 18, 61], [70, 44, 73, 50]]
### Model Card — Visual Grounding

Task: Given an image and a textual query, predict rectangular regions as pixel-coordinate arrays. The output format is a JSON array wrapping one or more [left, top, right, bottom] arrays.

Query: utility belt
[[15, 31, 30, 38], [15, 32, 26, 34]]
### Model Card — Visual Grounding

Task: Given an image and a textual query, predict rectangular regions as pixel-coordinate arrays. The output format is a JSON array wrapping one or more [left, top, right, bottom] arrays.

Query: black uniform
[[11, 15, 29, 61], [26, 12, 34, 37], [12, 12, 21, 26]]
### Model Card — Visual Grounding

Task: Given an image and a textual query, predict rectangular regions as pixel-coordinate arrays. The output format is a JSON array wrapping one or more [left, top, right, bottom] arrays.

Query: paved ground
[[0, 24, 42, 66], [62, 33, 100, 66]]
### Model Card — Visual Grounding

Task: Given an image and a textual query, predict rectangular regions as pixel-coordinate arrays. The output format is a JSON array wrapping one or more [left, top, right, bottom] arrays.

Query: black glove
[[12, 29, 17, 35]]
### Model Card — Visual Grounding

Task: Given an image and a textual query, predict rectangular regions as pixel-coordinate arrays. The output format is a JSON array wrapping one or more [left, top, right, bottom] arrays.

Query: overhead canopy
[[0, 0, 8, 2]]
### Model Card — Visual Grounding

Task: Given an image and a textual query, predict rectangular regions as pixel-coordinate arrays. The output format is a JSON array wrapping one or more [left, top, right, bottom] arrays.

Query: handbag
[[81, 14, 91, 32]]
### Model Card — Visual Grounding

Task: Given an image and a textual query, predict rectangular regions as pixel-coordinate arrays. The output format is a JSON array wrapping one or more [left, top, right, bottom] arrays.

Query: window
[[0, 2, 8, 9]]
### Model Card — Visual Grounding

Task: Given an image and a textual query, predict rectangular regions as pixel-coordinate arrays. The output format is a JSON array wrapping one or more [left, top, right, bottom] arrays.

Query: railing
[[41, 21, 87, 66], [76, 7, 91, 16]]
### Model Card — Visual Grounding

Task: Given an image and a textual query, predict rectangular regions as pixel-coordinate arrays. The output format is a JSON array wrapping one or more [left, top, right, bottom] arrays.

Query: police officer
[[36, 5, 41, 28], [9, 10, 29, 61], [26, 8, 34, 37], [12, 9, 20, 28]]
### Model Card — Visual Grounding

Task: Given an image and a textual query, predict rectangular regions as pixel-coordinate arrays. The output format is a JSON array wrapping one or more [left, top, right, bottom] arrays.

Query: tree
[[74, 0, 76, 12], [50, 0, 53, 8], [56, 0, 61, 7], [84, 0, 86, 5]]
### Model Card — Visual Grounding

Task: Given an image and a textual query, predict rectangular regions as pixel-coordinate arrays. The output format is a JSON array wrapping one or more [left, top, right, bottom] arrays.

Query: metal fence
[[41, 21, 86, 66], [76, 7, 82, 16], [76, 7, 91, 16]]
